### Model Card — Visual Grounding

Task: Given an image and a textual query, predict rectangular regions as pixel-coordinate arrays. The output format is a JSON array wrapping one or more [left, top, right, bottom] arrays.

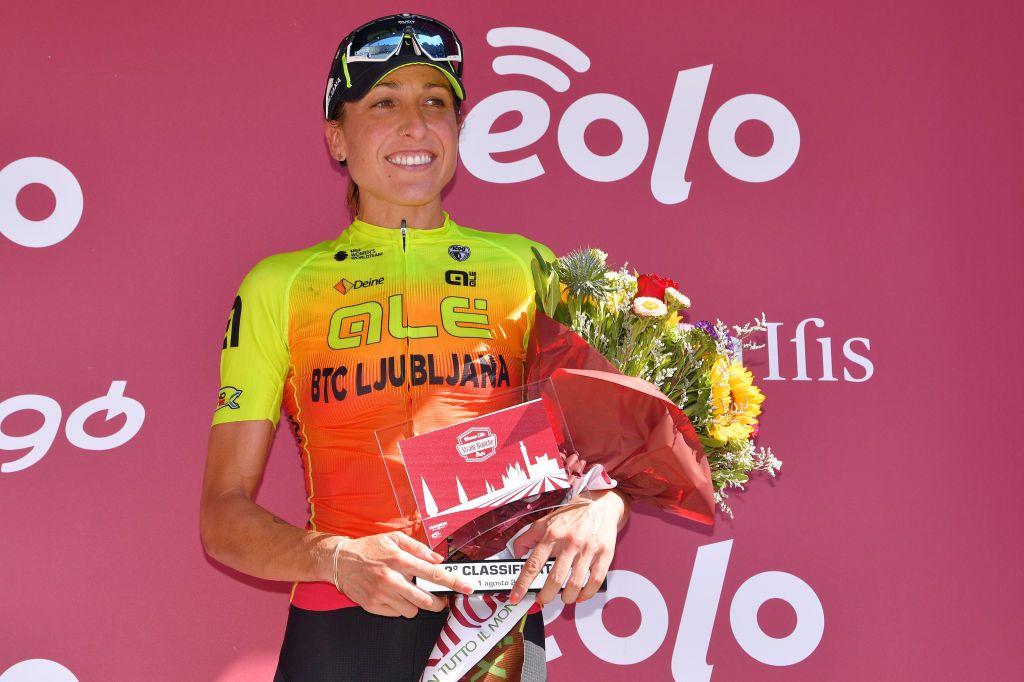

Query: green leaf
[[530, 248, 561, 317]]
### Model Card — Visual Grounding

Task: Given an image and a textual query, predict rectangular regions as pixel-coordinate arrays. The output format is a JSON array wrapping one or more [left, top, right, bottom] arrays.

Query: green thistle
[[555, 248, 613, 303]]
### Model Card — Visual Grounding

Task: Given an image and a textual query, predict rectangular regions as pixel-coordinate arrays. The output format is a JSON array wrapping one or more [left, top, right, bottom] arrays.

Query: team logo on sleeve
[[216, 386, 242, 410], [448, 245, 471, 262]]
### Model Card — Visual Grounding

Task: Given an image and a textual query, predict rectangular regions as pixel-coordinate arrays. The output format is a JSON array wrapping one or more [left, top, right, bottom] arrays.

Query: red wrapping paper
[[527, 313, 715, 525]]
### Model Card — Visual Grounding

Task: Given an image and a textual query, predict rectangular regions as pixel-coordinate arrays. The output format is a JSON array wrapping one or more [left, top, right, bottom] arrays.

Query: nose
[[398, 106, 428, 139]]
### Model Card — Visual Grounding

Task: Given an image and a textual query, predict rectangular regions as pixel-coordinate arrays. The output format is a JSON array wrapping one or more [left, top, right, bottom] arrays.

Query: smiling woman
[[325, 65, 461, 226], [199, 12, 629, 682]]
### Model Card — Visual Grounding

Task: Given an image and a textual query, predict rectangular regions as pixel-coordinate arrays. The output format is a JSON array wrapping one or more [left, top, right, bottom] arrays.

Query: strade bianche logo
[[460, 28, 800, 204], [456, 427, 498, 462]]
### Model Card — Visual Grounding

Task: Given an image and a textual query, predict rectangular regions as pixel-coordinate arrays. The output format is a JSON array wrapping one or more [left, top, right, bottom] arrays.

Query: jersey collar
[[342, 211, 456, 244]]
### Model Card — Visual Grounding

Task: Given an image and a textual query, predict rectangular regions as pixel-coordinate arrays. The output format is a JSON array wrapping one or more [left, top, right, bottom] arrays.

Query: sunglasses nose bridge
[[402, 28, 424, 57]]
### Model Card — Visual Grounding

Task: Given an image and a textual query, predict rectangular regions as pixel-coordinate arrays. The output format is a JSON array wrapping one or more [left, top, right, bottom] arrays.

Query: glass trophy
[[375, 379, 580, 593]]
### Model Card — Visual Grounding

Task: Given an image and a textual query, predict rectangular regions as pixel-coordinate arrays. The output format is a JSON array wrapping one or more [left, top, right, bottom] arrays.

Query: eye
[[370, 98, 394, 109]]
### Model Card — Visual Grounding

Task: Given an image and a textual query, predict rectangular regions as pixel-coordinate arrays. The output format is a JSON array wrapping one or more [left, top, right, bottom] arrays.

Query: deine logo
[[0, 381, 145, 474], [0, 157, 84, 247], [543, 540, 824, 679], [334, 276, 385, 294], [460, 27, 800, 204]]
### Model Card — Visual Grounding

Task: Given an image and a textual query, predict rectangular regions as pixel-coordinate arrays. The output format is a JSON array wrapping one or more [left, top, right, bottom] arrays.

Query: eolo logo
[[0, 157, 83, 248], [460, 28, 800, 203]]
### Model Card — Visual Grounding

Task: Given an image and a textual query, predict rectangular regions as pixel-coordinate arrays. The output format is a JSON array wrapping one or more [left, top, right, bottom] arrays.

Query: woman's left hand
[[509, 488, 629, 606]]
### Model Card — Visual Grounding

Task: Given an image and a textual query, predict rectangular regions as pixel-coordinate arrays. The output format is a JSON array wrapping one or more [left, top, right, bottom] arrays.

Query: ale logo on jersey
[[445, 270, 477, 287], [456, 427, 498, 462], [335, 276, 385, 294]]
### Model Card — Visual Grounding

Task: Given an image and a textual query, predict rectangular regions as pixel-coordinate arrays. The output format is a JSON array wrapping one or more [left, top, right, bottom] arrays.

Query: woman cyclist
[[200, 13, 628, 681]]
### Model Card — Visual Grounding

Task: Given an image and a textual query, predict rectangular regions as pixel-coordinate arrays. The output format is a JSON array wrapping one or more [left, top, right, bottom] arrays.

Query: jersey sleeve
[[212, 256, 292, 428]]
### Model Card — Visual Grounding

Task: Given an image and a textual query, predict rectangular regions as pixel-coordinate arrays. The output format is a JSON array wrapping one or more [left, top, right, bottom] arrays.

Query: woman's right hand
[[335, 532, 474, 618]]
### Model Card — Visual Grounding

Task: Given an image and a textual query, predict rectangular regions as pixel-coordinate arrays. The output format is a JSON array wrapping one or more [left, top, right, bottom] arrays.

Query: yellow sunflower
[[708, 357, 766, 443]]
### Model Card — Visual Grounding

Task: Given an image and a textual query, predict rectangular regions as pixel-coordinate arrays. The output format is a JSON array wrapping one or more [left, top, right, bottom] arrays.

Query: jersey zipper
[[400, 220, 413, 437]]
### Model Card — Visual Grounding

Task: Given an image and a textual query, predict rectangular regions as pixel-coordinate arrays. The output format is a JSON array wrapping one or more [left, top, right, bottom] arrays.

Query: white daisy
[[665, 287, 691, 309], [632, 296, 668, 318]]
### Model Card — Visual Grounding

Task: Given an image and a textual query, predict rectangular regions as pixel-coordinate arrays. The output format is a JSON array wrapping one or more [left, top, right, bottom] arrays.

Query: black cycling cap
[[324, 13, 465, 119]]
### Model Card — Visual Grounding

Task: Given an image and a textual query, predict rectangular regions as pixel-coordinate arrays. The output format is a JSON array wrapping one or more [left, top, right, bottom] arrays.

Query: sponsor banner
[[0, 381, 145, 474], [2, 3, 1020, 681]]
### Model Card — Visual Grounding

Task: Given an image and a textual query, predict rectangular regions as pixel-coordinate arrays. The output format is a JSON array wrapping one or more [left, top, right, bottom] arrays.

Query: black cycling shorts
[[273, 605, 546, 681]]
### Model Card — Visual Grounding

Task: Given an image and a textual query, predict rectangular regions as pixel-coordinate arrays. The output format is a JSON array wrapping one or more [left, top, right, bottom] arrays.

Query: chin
[[392, 182, 448, 204]]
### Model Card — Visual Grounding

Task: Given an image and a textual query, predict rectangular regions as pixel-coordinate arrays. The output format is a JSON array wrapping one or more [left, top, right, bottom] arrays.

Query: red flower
[[635, 273, 680, 301]]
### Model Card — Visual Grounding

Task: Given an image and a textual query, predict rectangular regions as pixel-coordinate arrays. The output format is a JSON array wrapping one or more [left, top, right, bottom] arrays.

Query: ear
[[324, 119, 347, 162]]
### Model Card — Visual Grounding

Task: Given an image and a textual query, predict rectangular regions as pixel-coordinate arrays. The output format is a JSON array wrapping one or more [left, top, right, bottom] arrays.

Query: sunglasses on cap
[[324, 13, 465, 118], [345, 14, 463, 75]]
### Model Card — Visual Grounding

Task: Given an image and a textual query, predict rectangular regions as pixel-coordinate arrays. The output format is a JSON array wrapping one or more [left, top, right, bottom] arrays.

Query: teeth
[[388, 153, 433, 166]]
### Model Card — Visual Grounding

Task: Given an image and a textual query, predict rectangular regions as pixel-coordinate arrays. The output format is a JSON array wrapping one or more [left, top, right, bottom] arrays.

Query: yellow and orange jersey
[[213, 213, 555, 608]]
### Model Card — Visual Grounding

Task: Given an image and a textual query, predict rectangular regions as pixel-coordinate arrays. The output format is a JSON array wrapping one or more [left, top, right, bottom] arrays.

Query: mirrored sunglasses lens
[[351, 28, 403, 59], [410, 20, 460, 56], [413, 31, 450, 59]]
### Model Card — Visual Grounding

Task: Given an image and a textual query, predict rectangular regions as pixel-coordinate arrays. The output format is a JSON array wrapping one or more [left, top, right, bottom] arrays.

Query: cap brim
[[332, 51, 465, 110], [374, 61, 464, 101]]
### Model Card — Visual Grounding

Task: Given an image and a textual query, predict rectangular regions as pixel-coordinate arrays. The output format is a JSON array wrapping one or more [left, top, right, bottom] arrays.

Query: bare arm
[[199, 420, 472, 616], [200, 420, 335, 582]]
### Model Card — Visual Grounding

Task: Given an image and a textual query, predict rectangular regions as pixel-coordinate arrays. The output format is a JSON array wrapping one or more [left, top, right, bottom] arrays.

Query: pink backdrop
[[3, 1, 1022, 680]]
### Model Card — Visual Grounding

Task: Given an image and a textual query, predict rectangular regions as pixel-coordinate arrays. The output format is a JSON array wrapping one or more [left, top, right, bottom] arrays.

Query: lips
[[386, 152, 436, 167]]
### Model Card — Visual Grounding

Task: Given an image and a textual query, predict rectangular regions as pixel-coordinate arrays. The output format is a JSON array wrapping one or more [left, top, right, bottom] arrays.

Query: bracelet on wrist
[[331, 535, 350, 592]]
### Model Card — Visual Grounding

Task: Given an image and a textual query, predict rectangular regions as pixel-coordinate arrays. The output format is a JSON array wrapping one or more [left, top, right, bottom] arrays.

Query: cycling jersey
[[213, 212, 555, 609]]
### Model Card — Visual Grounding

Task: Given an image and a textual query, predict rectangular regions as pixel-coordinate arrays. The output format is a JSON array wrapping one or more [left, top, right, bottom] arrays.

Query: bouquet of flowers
[[531, 247, 782, 517]]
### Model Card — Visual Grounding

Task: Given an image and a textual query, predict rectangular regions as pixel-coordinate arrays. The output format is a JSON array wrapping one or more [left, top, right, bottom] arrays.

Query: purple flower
[[694, 320, 719, 340]]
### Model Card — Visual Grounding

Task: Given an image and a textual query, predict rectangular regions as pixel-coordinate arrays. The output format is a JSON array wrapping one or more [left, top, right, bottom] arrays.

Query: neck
[[356, 195, 445, 229]]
